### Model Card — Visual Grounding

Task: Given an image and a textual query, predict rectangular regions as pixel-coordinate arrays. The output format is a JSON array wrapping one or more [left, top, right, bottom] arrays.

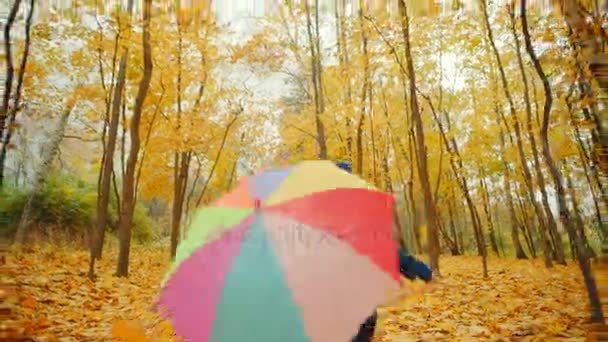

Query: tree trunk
[[558, 0, 608, 177], [480, 0, 552, 267], [567, 93, 608, 240], [304, 0, 327, 159], [480, 171, 499, 256], [492, 77, 527, 259], [335, 0, 353, 159], [492, 202, 506, 256], [14, 106, 73, 244], [0, 0, 22, 152], [407, 131, 421, 253], [576, 140, 607, 241], [0, 0, 34, 189], [521, 0, 603, 322], [517, 192, 538, 258], [171, 152, 190, 259], [195, 110, 241, 207], [116, 0, 153, 277], [369, 86, 378, 185], [91, 1, 134, 271], [170, 24, 192, 260], [565, 161, 596, 258], [355, 4, 369, 176], [447, 196, 461, 255], [398, 0, 440, 275], [426, 95, 486, 272], [91, 22, 120, 266], [509, 7, 566, 264], [185, 156, 203, 224]]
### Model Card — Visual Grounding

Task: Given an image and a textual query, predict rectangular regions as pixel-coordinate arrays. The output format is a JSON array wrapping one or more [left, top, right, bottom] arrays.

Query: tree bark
[[480, 171, 499, 256], [406, 131, 421, 253], [92, 17, 120, 265], [480, 0, 552, 267], [516, 192, 537, 258], [195, 109, 241, 207], [521, 0, 603, 322], [14, 106, 73, 244], [304, 0, 327, 159], [509, 7, 566, 264], [566, 88, 608, 240], [335, 0, 353, 159], [488, 50, 527, 259], [0, 0, 22, 151], [564, 161, 596, 258], [170, 24, 192, 260], [355, 3, 370, 175], [398, 0, 440, 275], [91, 1, 135, 273], [171, 151, 190, 259], [426, 94, 486, 273], [558, 0, 608, 177], [447, 195, 461, 255], [116, 0, 153, 277], [0, 0, 33, 189]]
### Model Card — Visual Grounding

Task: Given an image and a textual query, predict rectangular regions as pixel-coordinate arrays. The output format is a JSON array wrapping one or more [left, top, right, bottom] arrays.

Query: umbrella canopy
[[157, 160, 400, 342]]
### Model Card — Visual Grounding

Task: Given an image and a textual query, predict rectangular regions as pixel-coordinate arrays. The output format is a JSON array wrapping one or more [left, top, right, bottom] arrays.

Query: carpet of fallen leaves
[[4, 244, 591, 341]]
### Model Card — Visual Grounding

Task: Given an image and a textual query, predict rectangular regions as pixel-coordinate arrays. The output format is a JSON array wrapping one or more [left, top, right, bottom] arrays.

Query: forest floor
[[4, 244, 589, 341]]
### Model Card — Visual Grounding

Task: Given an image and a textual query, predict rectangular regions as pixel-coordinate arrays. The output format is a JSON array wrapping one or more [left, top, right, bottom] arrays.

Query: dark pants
[[351, 312, 377, 342]]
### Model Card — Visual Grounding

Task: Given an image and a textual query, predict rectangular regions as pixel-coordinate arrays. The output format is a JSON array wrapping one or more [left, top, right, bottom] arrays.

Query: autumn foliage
[[2, 245, 590, 340], [2, 0, 608, 340]]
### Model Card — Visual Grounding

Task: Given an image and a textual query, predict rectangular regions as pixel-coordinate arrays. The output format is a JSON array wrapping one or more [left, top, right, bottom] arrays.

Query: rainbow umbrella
[[157, 160, 400, 342]]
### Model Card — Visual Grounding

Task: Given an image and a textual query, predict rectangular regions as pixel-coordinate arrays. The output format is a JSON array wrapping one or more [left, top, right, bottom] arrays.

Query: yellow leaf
[[112, 320, 151, 342]]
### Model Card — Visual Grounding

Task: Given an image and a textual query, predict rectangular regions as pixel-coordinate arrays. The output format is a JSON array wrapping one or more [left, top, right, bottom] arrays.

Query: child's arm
[[398, 248, 433, 282]]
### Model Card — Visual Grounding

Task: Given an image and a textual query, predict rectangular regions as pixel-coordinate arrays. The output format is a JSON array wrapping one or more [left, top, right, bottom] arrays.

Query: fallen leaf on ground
[[8, 246, 591, 340]]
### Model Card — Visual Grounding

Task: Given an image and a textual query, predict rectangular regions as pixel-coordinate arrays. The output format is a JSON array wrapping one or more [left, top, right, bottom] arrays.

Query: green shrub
[[0, 171, 154, 244], [34, 172, 96, 232], [0, 187, 27, 240]]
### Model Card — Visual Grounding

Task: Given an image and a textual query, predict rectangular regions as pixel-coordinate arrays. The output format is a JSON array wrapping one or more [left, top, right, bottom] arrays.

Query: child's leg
[[351, 312, 378, 342]]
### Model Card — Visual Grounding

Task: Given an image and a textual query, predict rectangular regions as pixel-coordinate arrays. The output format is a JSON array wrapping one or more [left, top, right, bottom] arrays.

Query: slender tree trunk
[[195, 110, 241, 207], [91, 18, 120, 264], [0, 0, 33, 189], [481, 0, 552, 267], [567, 92, 608, 240], [577, 141, 607, 240], [509, 7, 565, 264], [447, 196, 461, 255], [558, 0, 608, 180], [480, 171, 499, 256], [492, 202, 507, 256], [116, 0, 153, 277], [426, 95, 486, 272], [304, 0, 327, 159], [490, 63, 527, 259], [120, 88, 127, 179], [91, 2, 135, 273], [170, 25, 192, 260], [171, 151, 190, 259], [335, 0, 353, 159], [0, 0, 22, 152], [226, 133, 245, 192], [565, 161, 596, 258], [14, 106, 73, 244], [185, 156, 203, 224], [407, 131, 421, 253], [398, 0, 440, 275], [517, 193, 538, 258], [521, 0, 603, 322], [369, 86, 378, 185], [355, 2, 370, 175]]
